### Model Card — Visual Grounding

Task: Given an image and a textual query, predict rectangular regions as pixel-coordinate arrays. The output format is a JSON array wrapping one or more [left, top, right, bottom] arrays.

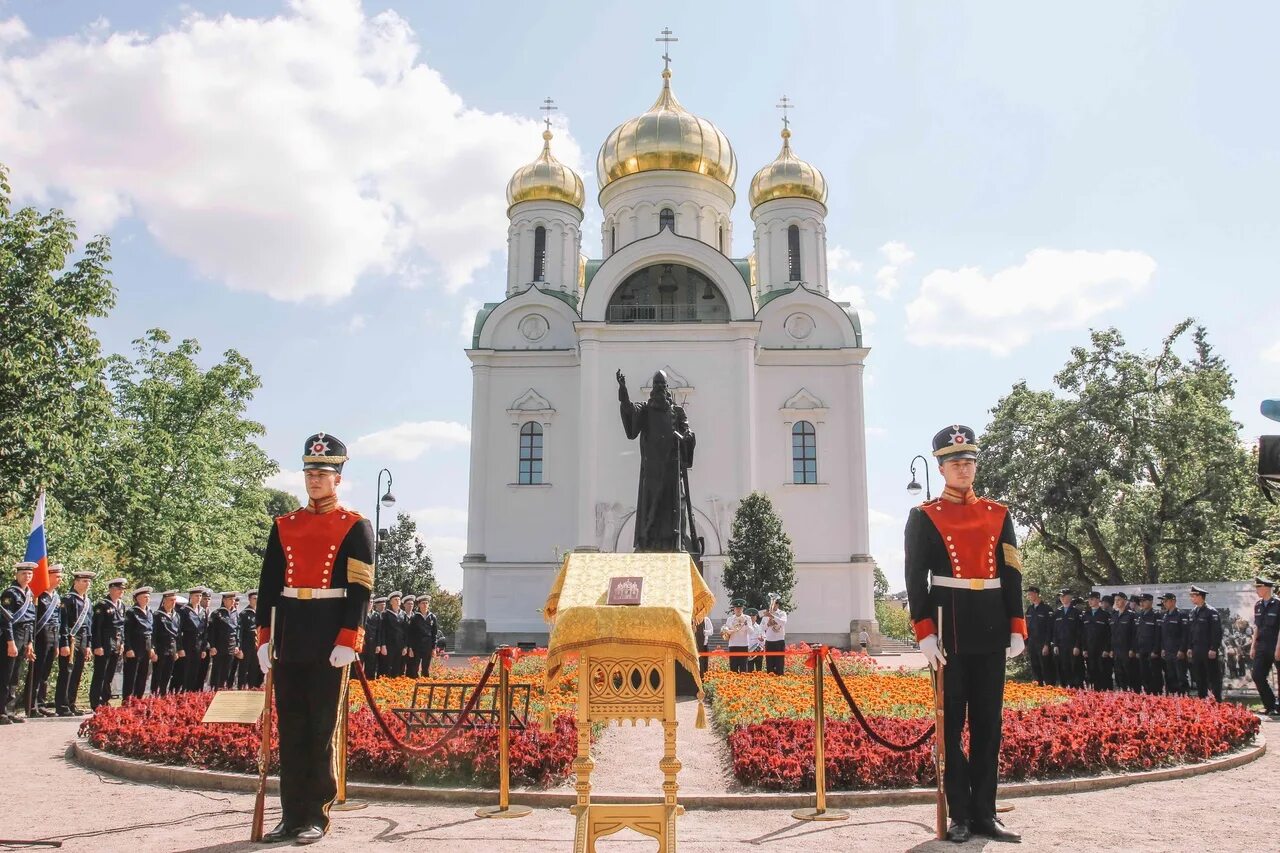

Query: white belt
[[932, 576, 1001, 591], [281, 587, 346, 600]]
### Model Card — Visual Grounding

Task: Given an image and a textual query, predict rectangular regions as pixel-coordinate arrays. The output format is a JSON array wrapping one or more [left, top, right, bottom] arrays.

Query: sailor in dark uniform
[[1186, 585, 1223, 700], [1051, 588, 1082, 688], [409, 595, 439, 679], [122, 586, 156, 699], [0, 562, 38, 723], [89, 577, 128, 709], [28, 563, 64, 715], [380, 591, 407, 678], [151, 591, 180, 696], [1081, 591, 1111, 690], [1158, 592, 1188, 695], [176, 588, 207, 692], [237, 590, 261, 688], [255, 433, 374, 844], [905, 425, 1023, 843], [362, 596, 385, 678], [401, 595, 420, 678], [1134, 593, 1163, 693], [1253, 577, 1280, 715], [1024, 587, 1054, 686], [1109, 592, 1137, 692], [208, 591, 240, 689], [55, 571, 95, 715]]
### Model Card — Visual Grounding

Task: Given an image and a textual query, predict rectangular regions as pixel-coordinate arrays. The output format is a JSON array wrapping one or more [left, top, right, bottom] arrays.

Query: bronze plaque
[[607, 576, 644, 606], [201, 690, 266, 724]]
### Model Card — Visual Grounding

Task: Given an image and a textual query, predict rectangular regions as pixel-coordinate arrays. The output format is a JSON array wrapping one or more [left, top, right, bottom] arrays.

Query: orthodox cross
[[540, 97, 557, 133], [776, 95, 794, 131], [656, 27, 678, 72]]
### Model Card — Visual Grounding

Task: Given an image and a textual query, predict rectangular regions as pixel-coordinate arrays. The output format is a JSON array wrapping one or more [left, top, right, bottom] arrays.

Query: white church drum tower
[[457, 59, 876, 652]]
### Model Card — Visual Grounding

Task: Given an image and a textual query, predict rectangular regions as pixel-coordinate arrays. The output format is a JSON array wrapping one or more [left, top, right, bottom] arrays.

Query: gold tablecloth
[[543, 552, 714, 682]]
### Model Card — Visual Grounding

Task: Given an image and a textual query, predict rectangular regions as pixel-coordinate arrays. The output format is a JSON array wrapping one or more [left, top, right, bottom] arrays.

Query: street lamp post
[[374, 468, 396, 568], [906, 455, 932, 501]]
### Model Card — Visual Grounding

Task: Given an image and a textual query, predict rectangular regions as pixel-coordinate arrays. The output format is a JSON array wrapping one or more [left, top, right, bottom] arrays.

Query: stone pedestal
[[456, 618, 489, 655]]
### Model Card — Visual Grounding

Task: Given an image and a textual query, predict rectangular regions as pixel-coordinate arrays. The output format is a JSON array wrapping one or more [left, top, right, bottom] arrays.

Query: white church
[[457, 58, 876, 652]]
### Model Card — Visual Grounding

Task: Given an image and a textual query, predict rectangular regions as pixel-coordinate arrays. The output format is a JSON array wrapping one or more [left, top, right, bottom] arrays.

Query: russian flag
[[25, 490, 50, 598]]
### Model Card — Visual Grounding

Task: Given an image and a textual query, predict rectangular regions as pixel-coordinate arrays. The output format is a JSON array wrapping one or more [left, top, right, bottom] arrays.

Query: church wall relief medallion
[[518, 313, 549, 342], [784, 312, 816, 341]]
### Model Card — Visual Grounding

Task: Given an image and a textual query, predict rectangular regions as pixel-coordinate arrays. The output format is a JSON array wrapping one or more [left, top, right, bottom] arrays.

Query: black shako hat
[[932, 424, 978, 462], [303, 432, 348, 473]]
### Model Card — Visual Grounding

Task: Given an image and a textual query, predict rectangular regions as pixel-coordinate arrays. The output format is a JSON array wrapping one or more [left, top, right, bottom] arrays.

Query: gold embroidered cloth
[[543, 552, 714, 681]]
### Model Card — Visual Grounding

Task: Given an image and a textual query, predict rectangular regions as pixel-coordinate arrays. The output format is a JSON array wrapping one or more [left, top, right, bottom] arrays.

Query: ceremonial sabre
[[250, 609, 276, 842], [933, 604, 947, 840]]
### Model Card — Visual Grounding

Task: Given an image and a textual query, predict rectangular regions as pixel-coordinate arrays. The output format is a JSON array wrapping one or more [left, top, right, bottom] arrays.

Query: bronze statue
[[616, 369, 700, 558]]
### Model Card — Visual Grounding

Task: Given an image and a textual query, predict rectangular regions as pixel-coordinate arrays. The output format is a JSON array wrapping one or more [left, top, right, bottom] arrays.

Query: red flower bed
[[82, 691, 578, 788], [728, 691, 1260, 791]]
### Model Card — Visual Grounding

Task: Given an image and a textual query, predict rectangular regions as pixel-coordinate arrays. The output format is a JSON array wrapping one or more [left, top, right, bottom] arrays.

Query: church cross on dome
[[656, 27, 678, 73], [540, 96, 558, 133], [776, 95, 794, 132]]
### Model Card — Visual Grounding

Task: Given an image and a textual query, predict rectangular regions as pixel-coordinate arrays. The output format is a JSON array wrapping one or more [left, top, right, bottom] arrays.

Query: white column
[[736, 336, 758, 494], [802, 225, 819, 286], [561, 225, 574, 292], [846, 362, 870, 554], [755, 222, 770, 294], [576, 339, 601, 550], [467, 364, 492, 555], [816, 224, 829, 295]]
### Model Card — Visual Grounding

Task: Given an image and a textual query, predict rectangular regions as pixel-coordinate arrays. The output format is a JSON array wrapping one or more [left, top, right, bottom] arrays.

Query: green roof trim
[[731, 259, 752, 288], [756, 285, 796, 307], [583, 259, 603, 291], [469, 287, 582, 349]]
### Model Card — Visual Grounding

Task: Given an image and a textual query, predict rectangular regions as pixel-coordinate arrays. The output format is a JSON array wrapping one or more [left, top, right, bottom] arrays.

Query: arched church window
[[718, 224, 725, 254], [659, 208, 675, 232], [792, 421, 817, 484], [787, 224, 802, 282], [518, 422, 543, 485], [533, 226, 547, 282], [610, 225, 617, 254]]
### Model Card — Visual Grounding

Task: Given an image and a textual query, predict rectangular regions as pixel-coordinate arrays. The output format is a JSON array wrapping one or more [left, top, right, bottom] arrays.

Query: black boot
[[294, 825, 327, 845], [971, 817, 1022, 843], [261, 822, 299, 843], [947, 820, 972, 843]]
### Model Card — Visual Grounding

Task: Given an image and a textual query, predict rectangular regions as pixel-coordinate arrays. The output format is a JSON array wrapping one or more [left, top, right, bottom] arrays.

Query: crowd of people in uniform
[[690, 592, 789, 676], [0, 561, 265, 720], [1023, 577, 1280, 710], [358, 591, 441, 679]]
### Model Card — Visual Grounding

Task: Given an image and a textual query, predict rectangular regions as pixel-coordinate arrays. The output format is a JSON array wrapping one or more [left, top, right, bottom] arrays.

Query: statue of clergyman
[[616, 369, 698, 555]]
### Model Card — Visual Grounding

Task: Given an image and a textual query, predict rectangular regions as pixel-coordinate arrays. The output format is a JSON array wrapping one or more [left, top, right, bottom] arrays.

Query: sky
[[2, 1, 1278, 594]]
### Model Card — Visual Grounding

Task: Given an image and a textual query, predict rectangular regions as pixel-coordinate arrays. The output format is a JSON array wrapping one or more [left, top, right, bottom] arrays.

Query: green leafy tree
[[98, 330, 276, 592], [373, 512, 436, 596], [980, 320, 1270, 587], [874, 600, 912, 641], [722, 492, 796, 611], [265, 487, 301, 517], [873, 564, 890, 599], [0, 164, 115, 520], [429, 589, 462, 639]]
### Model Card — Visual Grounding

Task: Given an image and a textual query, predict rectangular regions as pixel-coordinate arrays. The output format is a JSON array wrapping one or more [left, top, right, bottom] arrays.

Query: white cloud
[[1263, 342, 1280, 363], [412, 506, 468, 528], [0, 0, 585, 302], [425, 535, 467, 593], [868, 508, 896, 528], [460, 298, 483, 343], [866, 426, 888, 438], [826, 244, 875, 326], [264, 468, 305, 502], [904, 248, 1157, 355], [874, 241, 914, 299], [346, 314, 366, 334], [352, 420, 470, 461]]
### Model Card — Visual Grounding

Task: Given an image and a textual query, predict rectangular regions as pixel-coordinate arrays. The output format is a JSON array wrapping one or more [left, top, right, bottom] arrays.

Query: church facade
[[458, 62, 876, 652]]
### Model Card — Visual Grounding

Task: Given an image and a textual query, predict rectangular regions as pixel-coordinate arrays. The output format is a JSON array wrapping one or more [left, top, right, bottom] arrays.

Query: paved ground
[[1, 714, 1273, 852]]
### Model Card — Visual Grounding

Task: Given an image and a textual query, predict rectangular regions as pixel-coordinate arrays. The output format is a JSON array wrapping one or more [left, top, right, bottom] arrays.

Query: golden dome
[[596, 70, 737, 191], [748, 128, 827, 208], [507, 130, 585, 210]]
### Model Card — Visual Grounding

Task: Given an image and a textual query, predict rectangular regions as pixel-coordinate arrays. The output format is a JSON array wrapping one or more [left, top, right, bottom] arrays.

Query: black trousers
[[420, 647, 434, 678], [152, 654, 176, 696], [403, 655, 421, 679], [121, 654, 151, 699], [1162, 654, 1186, 694], [274, 661, 344, 830], [1085, 651, 1105, 689], [211, 650, 234, 689], [1190, 656, 1222, 701], [0, 644, 31, 716], [90, 650, 120, 708], [382, 649, 403, 679], [183, 651, 206, 692], [1253, 649, 1277, 712], [239, 651, 263, 688], [1053, 649, 1081, 687], [32, 635, 57, 707], [1028, 644, 1046, 685], [55, 650, 87, 711], [360, 650, 379, 680], [942, 652, 1005, 825], [1139, 653, 1163, 694], [1100, 653, 1114, 690], [727, 645, 748, 673], [764, 639, 786, 675], [1114, 653, 1139, 692]]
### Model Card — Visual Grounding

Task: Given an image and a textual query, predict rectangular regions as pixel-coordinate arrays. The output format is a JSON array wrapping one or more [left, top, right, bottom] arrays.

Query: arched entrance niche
[[605, 263, 730, 324]]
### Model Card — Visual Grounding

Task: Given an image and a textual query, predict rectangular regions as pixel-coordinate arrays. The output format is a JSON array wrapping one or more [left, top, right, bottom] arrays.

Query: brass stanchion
[[331, 666, 367, 812], [793, 646, 848, 822], [477, 647, 531, 819]]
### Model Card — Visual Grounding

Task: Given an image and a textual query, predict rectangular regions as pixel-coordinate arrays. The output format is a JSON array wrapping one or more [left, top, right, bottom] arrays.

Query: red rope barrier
[[825, 656, 935, 752], [351, 656, 498, 758]]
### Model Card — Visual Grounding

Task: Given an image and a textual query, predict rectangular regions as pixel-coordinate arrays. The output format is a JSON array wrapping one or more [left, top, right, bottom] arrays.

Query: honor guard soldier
[[1159, 592, 1188, 695], [208, 591, 240, 689], [1186, 585, 1223, 701], [1251, 577, 1280, 715], [89, 577, 127, 709], [237, 591, 261, 688], [122, 587, 156, 699], [1135, 594, 1163, 693], [1024, 587, 1054, 686], [381, 592, 407, 678], [1109, 592, 1138, 692], [1081, 591, 1112, 690], [905, 425, 1024, 843], [409, 595, 439, 679], [151, 591, 180, 696], [55, 571, 95, 715], [1052, 588, 1083, 688], [721, 600, 751, 673], [29, 564, 64, 715], [0, 562, 38, 723], [363, 597, 385, 678], [255, 433, 374, 844]]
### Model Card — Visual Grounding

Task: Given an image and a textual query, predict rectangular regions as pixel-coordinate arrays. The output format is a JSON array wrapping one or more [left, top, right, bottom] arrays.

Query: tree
[[0, 164, 116, 520], [373, 512, 436, 596], [979, 320, 1270, 587], [873, 564, 890, 599], [722, 492, 796, 611], [265, 487, 301, 517], [874, 600, 912, 641], [430, 590, 462, 639], [98, 330, 276, 592]]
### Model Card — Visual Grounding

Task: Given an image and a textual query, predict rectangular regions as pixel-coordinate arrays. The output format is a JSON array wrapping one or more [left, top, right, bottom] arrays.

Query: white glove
[[257, 643, 272, 673], [329, 645, 358, 668], [919, 634, 946, 669], [1007, 633, 1025, 659]]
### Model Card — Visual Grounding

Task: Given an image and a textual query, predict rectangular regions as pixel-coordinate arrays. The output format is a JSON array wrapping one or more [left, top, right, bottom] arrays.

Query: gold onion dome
[[596, 69, 737, 190], [506, 129, 585, 210], [748, 128, 828, 208]]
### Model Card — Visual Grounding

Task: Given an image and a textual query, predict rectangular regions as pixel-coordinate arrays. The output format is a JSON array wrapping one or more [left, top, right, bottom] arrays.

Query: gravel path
[[3, 715, 1273, 851]]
